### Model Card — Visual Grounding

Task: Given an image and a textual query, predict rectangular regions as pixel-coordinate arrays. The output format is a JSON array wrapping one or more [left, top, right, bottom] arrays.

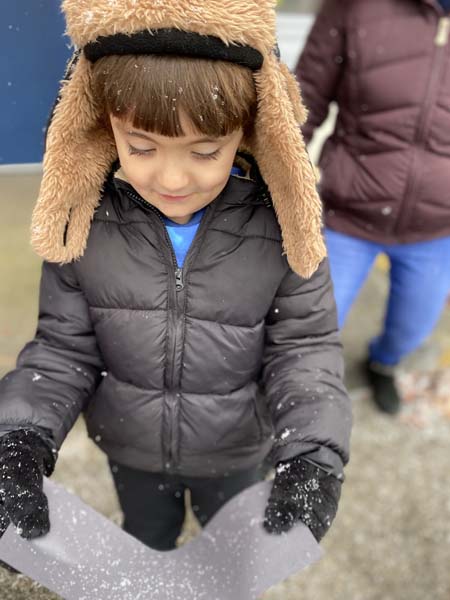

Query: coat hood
[[31, 0, 326, 278]]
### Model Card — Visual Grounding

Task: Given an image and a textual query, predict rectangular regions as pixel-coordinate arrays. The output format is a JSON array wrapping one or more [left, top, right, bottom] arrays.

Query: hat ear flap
[[278, 61, 309, 126], [31, 54, 117, 263], [250, 54, 326, 278]]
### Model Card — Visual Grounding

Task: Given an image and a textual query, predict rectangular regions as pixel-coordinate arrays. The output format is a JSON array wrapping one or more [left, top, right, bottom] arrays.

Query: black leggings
[[109, 461, 263, 551]]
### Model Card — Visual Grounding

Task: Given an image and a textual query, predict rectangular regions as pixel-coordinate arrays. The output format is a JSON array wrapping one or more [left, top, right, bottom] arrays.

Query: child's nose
[[156, 160, 190, 194]]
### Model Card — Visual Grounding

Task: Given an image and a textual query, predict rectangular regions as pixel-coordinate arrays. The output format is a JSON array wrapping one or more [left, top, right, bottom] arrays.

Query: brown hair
[[91, 54, 257, 138]]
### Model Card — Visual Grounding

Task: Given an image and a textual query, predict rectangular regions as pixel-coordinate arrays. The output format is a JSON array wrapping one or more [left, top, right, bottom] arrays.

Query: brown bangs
[[91, 54, 257, 138]]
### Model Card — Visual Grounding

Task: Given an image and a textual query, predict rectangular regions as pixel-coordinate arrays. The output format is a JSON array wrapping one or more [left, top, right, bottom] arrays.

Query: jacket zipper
[[123, 189, 183, 471], [123, 187, 216, 471], [123, 189, 181, 282], [394, 16, 449, 234]]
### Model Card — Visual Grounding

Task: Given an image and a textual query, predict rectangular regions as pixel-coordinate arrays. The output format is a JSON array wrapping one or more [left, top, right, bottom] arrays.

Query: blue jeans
[[325, 229, 450, 366]]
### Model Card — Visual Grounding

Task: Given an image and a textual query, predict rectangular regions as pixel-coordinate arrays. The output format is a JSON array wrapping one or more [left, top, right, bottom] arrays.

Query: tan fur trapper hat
[[32, 0, 325, 278]]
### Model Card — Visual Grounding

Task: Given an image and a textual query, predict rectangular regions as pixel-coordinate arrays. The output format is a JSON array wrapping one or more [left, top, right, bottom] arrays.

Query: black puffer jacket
[[0, 173, 351, 477]]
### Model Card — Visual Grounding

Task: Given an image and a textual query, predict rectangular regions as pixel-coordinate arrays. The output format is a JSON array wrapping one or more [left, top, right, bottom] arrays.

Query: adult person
[[296, 0, 450, 414]]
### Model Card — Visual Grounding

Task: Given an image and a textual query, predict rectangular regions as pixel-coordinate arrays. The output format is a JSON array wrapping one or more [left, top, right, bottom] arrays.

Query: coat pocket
[[319, 142, 353, 203]]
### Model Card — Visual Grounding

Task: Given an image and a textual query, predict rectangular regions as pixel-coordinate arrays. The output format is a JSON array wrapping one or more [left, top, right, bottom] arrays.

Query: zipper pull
[[175, 268, 184, 291], [435, 16, 450, 47]]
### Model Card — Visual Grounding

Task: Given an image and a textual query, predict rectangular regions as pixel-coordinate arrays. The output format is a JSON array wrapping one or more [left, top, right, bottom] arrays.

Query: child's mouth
[[160, 193, 191, 202]]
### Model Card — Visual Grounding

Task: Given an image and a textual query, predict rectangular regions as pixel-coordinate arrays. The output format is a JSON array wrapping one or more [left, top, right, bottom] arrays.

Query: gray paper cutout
[[0, 479, 322, 599]]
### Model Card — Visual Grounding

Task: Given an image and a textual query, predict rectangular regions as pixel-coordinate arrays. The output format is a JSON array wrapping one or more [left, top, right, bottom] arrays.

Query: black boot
[[365, 360, 401, 415]]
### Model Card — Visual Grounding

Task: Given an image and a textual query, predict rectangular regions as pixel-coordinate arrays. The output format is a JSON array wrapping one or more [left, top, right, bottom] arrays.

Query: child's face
[[110, 112, 243, 224]]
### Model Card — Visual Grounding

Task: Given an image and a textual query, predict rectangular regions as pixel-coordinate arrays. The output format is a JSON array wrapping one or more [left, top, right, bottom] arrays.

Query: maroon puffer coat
[[296, 0, 450, 243]]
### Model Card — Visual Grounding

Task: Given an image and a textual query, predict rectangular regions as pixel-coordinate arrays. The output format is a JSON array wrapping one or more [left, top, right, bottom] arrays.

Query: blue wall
[[0, 2, 71, 165]]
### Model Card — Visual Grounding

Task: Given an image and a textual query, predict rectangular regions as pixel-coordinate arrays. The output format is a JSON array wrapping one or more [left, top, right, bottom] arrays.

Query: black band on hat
[[84, 28, 264, 71]]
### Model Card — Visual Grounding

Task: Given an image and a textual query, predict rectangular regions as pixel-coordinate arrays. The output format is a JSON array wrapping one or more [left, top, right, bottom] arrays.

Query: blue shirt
[[231, 165, 245, 177], [162, 167, 244, 267], [163, 209, 205, 267]]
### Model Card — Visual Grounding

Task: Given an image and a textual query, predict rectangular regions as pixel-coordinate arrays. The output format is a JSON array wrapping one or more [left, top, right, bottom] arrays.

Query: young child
[[0, 0, 351, 552]]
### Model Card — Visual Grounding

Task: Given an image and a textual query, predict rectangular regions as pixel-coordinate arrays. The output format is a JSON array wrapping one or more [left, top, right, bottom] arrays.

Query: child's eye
[[192, 150, 221, 161], [128, 145, 155, 156]]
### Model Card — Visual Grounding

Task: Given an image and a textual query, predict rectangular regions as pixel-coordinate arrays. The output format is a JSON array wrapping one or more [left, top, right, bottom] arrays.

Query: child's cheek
[[122, 158, 156, 192], [197, 165, 230, 194]]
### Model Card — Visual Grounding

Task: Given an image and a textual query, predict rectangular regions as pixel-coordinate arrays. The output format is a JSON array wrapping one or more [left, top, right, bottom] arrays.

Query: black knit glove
[[0, 430, 55, 539], [264, 457, 342, 541]]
